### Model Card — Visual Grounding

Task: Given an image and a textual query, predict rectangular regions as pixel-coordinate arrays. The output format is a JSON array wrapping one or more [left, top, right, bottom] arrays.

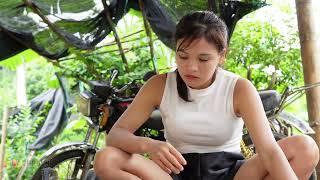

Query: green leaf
[[47, 76, 60, 88], [0, 50, 43, 70]]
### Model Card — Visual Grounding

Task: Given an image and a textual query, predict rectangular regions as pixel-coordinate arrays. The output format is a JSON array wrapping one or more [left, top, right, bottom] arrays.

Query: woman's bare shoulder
[[233, 77, 259, 116], [140, 73, 168, 106]]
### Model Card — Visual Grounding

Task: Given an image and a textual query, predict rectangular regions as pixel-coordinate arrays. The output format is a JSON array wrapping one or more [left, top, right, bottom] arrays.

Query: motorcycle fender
[[278, 111, 315, 134], [39, 142, 97, 163]]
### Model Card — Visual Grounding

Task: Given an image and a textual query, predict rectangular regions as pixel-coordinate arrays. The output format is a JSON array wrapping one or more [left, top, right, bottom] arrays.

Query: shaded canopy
[[0, 0, 266, 61], [0, 0, 267, 150]]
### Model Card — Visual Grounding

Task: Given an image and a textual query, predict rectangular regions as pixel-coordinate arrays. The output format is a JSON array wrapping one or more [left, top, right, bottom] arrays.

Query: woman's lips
[[184, 74, 199, 80]]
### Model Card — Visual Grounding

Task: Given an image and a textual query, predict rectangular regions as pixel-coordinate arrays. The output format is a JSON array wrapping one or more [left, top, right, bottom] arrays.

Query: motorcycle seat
[[258, 90, 281, 112]]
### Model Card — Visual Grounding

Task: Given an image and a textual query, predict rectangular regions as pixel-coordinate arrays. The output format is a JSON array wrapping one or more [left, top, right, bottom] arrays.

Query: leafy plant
[[225, 16, 303, 92], [5, 102, 52, 179], [52, 9, 173, 90]]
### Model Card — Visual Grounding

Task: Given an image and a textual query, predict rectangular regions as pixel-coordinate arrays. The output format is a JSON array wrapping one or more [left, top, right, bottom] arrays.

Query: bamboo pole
[[0, 107, 9, 179], [138, 0, 157, 73], [23, 0, 75, 48], [101, 0, 129, 72], [16, 60, 27, 107], [295, 0, 320, 176]]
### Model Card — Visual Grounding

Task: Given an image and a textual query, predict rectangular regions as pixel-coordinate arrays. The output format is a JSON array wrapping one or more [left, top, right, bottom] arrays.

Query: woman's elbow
[[106, 127, 119, 146]]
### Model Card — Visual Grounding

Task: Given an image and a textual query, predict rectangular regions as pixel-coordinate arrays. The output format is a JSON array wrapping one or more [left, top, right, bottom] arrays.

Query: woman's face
[[176, 37, 225, 89]]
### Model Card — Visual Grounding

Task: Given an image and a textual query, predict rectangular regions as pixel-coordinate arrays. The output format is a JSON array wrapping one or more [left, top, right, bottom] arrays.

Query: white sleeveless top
[[159, 68, 244, 154]]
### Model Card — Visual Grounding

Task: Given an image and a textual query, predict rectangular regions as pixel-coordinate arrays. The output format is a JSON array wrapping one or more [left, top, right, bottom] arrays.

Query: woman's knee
[[93, 146, 129, 176], [293, 135, 319, 167]]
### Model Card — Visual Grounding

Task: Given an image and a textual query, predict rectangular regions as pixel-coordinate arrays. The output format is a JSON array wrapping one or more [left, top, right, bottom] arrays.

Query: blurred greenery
[[225, 12, 303, 92], [5, 103, 51, 179], [0, 1, 315, 178]]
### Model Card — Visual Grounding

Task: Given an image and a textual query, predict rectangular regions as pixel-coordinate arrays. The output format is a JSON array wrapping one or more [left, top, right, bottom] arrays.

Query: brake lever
[[109, 69, 119, 85]]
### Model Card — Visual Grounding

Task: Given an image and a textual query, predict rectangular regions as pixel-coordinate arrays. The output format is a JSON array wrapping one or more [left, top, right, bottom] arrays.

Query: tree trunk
[[0, 107, 9, 179], [295, 0, 320, 176]]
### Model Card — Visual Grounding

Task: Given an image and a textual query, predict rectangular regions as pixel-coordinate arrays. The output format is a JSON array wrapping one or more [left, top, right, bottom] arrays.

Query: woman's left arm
[[234, 78, 298, 180]]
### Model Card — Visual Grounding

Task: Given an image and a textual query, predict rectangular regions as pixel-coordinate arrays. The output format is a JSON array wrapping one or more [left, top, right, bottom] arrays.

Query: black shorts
[[170, 151, 245, 180]]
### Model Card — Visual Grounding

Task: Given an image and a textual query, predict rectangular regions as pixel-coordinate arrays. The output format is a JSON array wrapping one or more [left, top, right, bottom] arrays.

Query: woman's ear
[[218, 48, 227, 65]]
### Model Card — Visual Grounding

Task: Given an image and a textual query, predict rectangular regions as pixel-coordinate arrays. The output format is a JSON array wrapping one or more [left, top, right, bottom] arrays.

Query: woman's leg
[[93, 146, 173, 180], [234, 134, 319, 180]]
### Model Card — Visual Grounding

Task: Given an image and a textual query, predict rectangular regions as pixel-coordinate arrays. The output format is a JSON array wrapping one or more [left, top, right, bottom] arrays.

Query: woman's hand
[[148, 140, 187, 174]]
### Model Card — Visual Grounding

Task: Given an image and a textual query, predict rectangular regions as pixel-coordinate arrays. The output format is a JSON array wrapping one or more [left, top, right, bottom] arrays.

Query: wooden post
[[295, 0, 320, 176], [16, 60, 27, 107], [0, 107, 9, 179], [101, 0, 129, 73], [138, 0, 157, 73]]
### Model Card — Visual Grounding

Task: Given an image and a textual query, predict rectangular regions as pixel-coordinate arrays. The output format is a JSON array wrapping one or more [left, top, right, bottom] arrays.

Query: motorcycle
[[32, 69, 319, 180]]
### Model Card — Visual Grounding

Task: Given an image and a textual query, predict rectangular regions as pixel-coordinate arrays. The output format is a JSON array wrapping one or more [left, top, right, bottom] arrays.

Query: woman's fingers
[[155, 159, 171, 174], [159, 154, 180, 174], [168, 145, 187, 166], [165, 151, 184, 171], [149, 141, 187, 174]]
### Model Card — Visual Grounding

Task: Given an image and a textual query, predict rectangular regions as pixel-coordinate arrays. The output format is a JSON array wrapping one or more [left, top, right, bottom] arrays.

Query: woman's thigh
[[233, 135, 318, 180], [94, 146, 172, 180]]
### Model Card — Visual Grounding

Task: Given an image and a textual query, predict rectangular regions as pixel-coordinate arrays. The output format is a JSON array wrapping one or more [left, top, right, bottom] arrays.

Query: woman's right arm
[[106, 74, 165, 154], [106, 74, 186, 174]]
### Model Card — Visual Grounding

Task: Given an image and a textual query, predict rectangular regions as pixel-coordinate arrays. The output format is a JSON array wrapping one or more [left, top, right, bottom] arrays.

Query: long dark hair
[[174, 11, 228, 102]]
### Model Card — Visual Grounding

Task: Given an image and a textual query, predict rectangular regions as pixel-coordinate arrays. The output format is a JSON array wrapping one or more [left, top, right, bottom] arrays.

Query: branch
[[139, 0, 157, 72], [97, 37, 145, 48], [95, 30, 144, 49], [23, 0, 74, 48], [101, 0, 129, 72]]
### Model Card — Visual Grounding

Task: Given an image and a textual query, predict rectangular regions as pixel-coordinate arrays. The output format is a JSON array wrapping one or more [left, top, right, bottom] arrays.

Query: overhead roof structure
[[0, 0, 266, 61]]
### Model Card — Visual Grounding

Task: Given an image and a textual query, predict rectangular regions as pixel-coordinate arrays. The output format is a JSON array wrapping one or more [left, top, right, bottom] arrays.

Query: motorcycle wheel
[[32, 149, 90, 180]]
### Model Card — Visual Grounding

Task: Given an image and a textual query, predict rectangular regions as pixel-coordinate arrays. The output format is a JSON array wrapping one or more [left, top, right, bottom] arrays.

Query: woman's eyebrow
[[199, 53, 212, 56]]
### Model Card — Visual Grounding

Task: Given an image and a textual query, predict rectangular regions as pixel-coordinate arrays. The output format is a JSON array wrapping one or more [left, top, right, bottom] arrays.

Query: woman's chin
[[185, 82, 201, 89], [182, 77, 204, 89]]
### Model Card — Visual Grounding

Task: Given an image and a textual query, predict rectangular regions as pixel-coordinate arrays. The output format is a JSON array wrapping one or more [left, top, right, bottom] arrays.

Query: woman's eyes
[[199, 58, 209, 62], [178, 55, 188, 59], [178, 55, 210, 62]]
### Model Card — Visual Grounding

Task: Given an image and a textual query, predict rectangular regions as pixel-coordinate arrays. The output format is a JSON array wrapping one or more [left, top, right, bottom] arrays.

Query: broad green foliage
[[225, 13, 303, 92], [0, 50, 41, 71], [33, 0, 97, 14], [55, 8, 174, 89], [159, 0, 208, 20]]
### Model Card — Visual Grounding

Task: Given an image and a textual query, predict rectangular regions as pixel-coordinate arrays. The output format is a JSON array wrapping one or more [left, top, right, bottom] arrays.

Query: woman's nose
[[186, 60, 199, 72]]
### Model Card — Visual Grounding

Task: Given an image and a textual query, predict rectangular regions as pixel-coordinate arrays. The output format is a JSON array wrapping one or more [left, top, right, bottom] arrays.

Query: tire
[[32, 149, 90, 180], [242, 132, 317, 180]]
